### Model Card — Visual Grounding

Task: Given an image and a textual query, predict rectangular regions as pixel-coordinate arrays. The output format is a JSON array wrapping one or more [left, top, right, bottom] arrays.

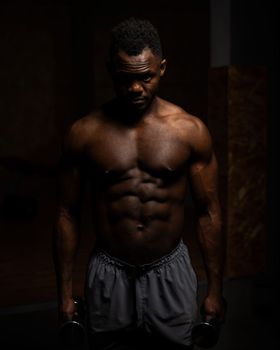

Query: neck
[[110, 96, 159, 125]]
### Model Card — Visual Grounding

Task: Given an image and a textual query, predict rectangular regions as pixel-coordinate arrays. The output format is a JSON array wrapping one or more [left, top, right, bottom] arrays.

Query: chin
[[130, 104, 149, 114], [132, 99, 151, 110]]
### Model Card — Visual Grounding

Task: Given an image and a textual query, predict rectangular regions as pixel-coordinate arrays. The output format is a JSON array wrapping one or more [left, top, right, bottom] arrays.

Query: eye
[[142, 75, 152, 83]]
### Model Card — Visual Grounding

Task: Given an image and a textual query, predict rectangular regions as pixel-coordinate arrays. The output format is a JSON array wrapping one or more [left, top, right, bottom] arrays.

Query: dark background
[[0, 0, 278, 349]]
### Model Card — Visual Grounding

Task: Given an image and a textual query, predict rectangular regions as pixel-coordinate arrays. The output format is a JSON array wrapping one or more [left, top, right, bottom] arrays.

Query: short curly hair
[[109, 17, 163, 58]]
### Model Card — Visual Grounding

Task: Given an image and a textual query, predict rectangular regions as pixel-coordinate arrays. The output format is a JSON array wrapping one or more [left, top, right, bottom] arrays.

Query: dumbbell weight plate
[[59, 320, 86, 347], [192, 321, 220, 348]]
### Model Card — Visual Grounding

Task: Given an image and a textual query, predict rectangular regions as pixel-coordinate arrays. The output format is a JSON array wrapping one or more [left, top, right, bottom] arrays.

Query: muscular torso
[[79, 99, 194, 264]]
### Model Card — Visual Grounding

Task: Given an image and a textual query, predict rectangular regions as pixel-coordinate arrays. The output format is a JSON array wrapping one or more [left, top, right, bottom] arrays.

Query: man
[[53, 17, 226, 350]]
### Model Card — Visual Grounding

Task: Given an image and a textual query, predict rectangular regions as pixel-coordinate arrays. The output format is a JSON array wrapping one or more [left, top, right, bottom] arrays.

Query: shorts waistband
[[94, 239, 186, 275]]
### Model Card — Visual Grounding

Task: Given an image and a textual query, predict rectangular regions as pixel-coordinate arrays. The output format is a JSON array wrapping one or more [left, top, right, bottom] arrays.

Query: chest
[[86, 121, 190, 175]]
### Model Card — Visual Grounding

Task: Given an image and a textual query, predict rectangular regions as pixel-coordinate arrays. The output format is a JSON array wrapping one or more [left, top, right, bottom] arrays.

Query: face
[[109, 47, 166, 112]]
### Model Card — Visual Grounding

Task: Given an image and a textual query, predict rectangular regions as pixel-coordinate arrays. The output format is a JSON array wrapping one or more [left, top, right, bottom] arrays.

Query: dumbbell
[[59, 297, 86, 348], [192, 298, 227, 348], [192, 317, 221, 348]]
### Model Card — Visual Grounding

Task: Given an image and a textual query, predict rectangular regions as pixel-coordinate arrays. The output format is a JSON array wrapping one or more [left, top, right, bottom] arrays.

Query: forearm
[[53, 209, 80, 305], [197, 207, 225, 296]]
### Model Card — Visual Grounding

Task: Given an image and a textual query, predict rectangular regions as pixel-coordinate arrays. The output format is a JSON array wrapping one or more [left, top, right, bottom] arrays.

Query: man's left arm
[[188, 119, 226, 321]]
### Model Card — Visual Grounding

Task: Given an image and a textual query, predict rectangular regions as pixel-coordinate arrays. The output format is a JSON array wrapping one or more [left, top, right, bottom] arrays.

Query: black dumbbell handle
[[192, 297, 227, 348], [59, 297, 86, 347]]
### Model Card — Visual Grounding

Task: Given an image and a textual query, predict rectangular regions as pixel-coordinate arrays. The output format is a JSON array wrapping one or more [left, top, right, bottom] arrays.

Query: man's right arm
[[52, 123, 84, 322]]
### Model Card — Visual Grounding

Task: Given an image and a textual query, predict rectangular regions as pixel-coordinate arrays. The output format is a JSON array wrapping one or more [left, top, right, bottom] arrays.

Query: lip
[[130, 98, 146, 104]]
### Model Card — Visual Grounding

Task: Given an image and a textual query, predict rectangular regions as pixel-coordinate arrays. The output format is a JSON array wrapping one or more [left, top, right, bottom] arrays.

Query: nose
[[128, 81, 143, 94]]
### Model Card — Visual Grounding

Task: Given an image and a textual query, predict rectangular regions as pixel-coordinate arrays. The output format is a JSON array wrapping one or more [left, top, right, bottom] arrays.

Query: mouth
[[129, 97, 146, 105]]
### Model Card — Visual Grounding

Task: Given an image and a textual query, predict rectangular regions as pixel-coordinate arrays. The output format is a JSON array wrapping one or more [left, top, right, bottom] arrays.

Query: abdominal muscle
[[92, 176, 186, 265]]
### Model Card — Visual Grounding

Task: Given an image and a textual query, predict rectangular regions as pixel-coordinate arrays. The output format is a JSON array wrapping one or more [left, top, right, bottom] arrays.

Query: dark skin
[[53, 47, 226, 327]]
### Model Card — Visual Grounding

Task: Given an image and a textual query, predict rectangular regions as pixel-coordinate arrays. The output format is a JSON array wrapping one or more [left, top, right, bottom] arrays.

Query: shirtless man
[[53, 18, 225, 349]]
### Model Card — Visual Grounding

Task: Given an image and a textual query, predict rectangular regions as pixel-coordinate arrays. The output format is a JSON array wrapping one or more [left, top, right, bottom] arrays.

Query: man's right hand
[[59, 298, 78, 324]]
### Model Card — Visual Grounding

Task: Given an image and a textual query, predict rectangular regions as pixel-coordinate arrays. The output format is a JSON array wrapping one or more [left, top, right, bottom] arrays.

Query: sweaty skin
[[53, 47, 225, 325], [69, 102, 198, 263]]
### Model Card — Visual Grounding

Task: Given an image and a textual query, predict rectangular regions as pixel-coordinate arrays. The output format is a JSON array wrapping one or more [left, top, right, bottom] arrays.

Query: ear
[[159, 59, 167, 77]]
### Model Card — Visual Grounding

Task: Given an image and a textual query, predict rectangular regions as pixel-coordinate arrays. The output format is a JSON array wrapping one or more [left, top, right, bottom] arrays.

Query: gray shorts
[[85, 240, 198, 348]]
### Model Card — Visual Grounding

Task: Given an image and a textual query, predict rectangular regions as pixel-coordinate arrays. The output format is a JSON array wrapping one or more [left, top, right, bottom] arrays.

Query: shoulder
[[64, 107, 104, 153], [158, 98, 213, 158], [159, 99, 211, 140]]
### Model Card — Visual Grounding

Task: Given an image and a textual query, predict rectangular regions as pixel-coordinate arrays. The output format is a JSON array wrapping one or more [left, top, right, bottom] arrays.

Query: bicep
[[187, 121, 219, 213], [188, 153, 219, 212], [57, 126, 85, 216], [57, 159, 82, 215]]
